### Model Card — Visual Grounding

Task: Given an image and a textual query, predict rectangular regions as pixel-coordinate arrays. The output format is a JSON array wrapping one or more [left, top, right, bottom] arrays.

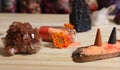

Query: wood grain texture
[[0, 13, 120, 70]]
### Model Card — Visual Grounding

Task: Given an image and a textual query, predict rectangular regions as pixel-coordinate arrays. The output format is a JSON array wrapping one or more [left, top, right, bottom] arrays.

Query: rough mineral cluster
[[2, 22, 41, 55], [69, 0, 91, 32]]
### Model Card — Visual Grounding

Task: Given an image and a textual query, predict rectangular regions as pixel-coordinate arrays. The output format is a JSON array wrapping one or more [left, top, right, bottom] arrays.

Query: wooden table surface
[[0, 13, 120, 70]]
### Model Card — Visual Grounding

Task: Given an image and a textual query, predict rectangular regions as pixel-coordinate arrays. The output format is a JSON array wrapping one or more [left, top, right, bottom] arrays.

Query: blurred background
[[0, 0, 119, 14]]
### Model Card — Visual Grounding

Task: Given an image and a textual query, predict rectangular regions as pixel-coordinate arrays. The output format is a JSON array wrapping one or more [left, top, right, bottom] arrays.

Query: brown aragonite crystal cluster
[[3, 22, 41, 55]]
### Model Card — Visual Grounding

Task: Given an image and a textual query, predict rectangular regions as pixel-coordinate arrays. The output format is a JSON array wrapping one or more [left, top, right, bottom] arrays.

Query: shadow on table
[[0, 47, 10, 57], [43, 42, 55, 48], [0, 34, 11, 57], [0, 46, 32, 56]]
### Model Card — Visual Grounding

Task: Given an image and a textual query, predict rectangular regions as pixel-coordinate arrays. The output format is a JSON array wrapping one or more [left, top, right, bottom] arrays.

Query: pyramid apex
[[108, 27, 116, 44], [94, 28, 102, 46]]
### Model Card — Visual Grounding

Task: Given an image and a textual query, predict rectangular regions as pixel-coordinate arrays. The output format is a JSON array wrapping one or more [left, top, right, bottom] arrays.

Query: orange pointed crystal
[[94, 28, 102, 46]]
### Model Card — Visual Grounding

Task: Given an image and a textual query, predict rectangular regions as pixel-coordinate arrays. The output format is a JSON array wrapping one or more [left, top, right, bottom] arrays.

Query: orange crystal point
[[94, 28, 102, 46]]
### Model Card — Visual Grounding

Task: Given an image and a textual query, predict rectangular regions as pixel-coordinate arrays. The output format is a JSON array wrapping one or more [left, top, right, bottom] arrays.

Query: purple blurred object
[[1, 0, 16, 13], [97, 0, 120, 15], [41, 0, 70, 14], [17, 0, 41, 13], [110, 0, 120, 15]]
